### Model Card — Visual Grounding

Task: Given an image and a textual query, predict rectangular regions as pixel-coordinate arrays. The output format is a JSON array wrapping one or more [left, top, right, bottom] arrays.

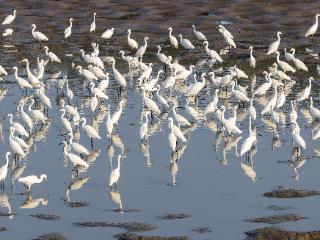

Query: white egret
[[127, 29, 138, 49], [284, 48, 294, 62], [90, 12, 96, 32], [89, 82, 108, 100], [12, 66, 33, 90], [275, 51, 295, 73], [305, 13, 320, 37], [309, 97, 320, 120], [31, 24, 49, 44], [220, 106, 242, 135], [219, 25, 236, 49], [10, 127, 29, 151], [68, 133, 90, 156], [249, 46, 256, 68], [43, 46, 61, 63], [2, 10, 16, 25], [155, 85, 169, 108], [60, 109, 73, 134], [168, 121, 177, 152], [290, 48, 308, 71], [179, 34, 195, 50], [109, 155, 121, 188], [261, 83, 279, 115], [20, 58, 41, 87], [28, 99, 48, 123], [187, 73, 206, 98], [81, 118, 101, 142], [290, 101, 298, 123], [9, 128, 25, 157], [106, 107, 114, 137], [203, 41, 223, 63], [63, 141, 89, 168], [142, 90, 161, 114], [8, 114, 29, 137], [230, 81, 249, 104], [168, 27, 178, 48], [248, 99, 256, 120], [64, 18, 73, 39], [135, 36, 149, 60], [240, 117, 255, 156], [185, 100, 200, 121], [101, 27, 114, 39], [91, 92, 98, 112], [267, 31, 282, 55], [173, 107, 191, 127], [297, 77, 312, 102], [140, 112, 149, 141], [156, 45, 168, 63], [276, 86, 286, 109], [192, 25, 207, 41], [0, 152, 11, 189], [2, 28, 13, 37], [19, 100, 33, 131], [18, 174, 47, 192], [111, 101, 125, 126], [168, 118, 187, 143], [253, 71, 272, 96], [291, 123, 306, 150], [111, 58, 127, 88]]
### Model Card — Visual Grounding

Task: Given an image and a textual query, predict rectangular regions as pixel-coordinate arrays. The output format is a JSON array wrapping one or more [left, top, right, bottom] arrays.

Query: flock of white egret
[[0, 9, 319, 203]]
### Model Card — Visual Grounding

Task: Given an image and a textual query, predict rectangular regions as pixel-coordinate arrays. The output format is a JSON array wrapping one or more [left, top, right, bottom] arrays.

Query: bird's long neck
[[310, 98, 313, 107], [277, 32, 281, 41], [70, 19, 73, 27], [250, 48, 253, 57], [63, 144, 69, 156], [25, 60, 30, 72], [117, 157, 121, 170], [13, 11, 16, 17], [157, 47, 161, 54], [316, 14, 319, 24], [61, 110, 65, 119], [32, 25, 36, 33], [8, 115, 13, 125], [169, 29, 172, 36]]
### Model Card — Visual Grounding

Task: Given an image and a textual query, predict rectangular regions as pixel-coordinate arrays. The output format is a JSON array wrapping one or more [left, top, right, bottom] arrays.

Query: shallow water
[[0, 1, 320, 240]]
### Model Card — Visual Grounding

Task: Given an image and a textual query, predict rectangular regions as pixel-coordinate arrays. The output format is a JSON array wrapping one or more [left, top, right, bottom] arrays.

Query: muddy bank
[[32, 233, 67, 240], [247, 214, 306, 224], [73, 221, 156, 232], [30, 214, 60, 221], [263, 187, 320, 198], [157, 213, 190, 220], [114, 233, 188, 240], [245, 227, 320, 240], [192, 226, 212, 233]]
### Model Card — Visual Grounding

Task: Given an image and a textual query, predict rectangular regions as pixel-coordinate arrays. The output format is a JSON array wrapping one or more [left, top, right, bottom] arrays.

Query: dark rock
[[114, 233, 188, 240], [105, 208, 140, 213], [266, 205, 293, 211], [245, 227, 320, 240], [263, 187, 320, 198], [30, 214, 60, 221], [64, 201, 89, 208], [0, 226, 8, 231], [247, 214, 306, 224], [192, 226, 212, 233], [73, 221, 156, 232], [32, 233, 67, 240], [157, 213, 191, 220]]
